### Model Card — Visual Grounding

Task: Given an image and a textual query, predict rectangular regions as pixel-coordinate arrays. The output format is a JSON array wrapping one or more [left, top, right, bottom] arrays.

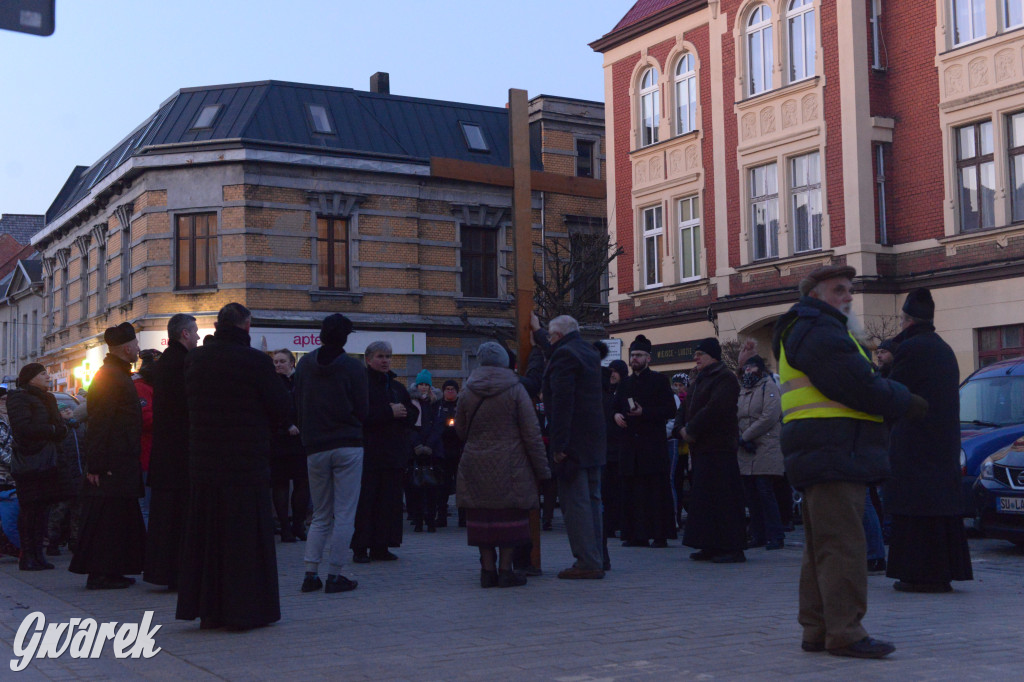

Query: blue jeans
[[304, 447, 364, 575], [862, 487, 885, 561], [742, 475, 784, 545], [560, 466, 604, 570]]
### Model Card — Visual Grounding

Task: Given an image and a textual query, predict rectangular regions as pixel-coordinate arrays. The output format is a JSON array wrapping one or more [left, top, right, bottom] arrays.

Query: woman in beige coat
[[456, 342, 550, 588], [736, 355, 785, 550]]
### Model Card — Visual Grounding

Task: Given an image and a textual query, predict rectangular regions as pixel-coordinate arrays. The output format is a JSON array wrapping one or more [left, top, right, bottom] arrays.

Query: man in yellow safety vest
[[771, 264, 927, 659]]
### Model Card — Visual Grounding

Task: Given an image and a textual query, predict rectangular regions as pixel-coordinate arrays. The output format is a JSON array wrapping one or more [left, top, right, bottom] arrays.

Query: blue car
[[959, 357, 1024, 521], [973, 437, 1024, 545]]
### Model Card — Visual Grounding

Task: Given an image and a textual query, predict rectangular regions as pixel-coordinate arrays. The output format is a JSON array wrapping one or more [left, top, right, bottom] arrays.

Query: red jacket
[[134, 377, 154, 473]]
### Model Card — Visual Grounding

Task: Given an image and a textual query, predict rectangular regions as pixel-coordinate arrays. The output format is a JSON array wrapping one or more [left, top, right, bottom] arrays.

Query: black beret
[[104, 322, 136, 347]]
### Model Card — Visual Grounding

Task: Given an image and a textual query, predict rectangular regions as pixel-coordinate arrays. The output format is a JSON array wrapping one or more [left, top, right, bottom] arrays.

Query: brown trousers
[[798, 480, 870, 649]]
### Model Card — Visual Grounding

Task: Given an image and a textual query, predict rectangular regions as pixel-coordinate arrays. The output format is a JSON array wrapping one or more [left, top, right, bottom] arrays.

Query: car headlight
[[980, 460, 994, 480]]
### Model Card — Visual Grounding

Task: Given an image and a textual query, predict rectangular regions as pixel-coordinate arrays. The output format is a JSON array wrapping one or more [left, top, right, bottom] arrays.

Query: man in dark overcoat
[[69, 322, 145, 590], [613, 335, 677, 547], [884, 288, 973, 592], [680, 337, 746, 563], [143, 313, 199, 589], [351, 340, 418, 563], [175, 303, 289, 630], [544, 315, 607, 579]]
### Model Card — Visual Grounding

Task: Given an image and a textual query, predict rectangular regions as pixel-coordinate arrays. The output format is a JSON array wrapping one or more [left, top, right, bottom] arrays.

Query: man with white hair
[[543, 315, 607, 579], [772, 264, 927, 659]]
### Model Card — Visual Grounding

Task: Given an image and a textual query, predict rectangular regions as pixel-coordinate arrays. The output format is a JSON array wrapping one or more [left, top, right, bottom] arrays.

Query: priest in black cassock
[[69, 322, 146, 589], [613, 335, 678, 548], [176, 303, 290, 630]]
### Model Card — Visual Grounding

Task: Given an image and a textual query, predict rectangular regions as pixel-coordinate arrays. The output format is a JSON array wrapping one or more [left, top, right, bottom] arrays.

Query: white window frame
[[1005, 0, 1024, 29], [1009, 111, 1024, 223], [674, 54, 697, 136], [790, 151, 822, 253], [747, 4, 774, 97], [952, 0, 987, 46], [642, 205, 664, 288], [787, 0, 816, 83], [750, 162, 779, 260], [956, 119, 996, 232], [640, 68, 660, 147], [677, 196, 702, 282]]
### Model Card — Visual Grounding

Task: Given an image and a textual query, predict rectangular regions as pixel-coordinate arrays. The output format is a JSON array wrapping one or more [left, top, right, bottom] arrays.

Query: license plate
[[997, 497, 1024, 514]]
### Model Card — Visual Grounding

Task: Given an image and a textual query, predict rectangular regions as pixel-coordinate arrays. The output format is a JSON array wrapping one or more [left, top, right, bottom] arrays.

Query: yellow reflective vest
[[778, 328, 884, 424]]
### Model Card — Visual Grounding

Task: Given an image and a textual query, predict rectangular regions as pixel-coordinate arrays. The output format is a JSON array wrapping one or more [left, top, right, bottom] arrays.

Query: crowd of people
[[0, 269, 973, 656]]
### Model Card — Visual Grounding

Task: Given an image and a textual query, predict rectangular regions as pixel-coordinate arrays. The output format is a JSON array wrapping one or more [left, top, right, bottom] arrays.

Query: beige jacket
[[736, 376, 784, 476]]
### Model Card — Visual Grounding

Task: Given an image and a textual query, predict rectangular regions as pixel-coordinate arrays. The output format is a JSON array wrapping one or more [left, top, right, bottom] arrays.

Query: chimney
[[370, 72, 390, 95]]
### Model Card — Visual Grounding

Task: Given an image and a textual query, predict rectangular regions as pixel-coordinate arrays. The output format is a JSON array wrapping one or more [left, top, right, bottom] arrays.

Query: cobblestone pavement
[[2, 516, 1022, 680]]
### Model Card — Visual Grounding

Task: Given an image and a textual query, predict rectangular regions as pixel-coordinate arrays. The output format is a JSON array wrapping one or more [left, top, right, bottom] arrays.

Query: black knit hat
[[695, 337, 722, 362], [629, 334, 653, 354], [104, 322, 136, 347], [608, 359, 629, 378], [17, 362, 46, 388], [902, 288, 935, 321], [442, 379, 460, 391], [743, 354, 768, 373], [877, 338, 898, 353], [320, 313, 353, 346]]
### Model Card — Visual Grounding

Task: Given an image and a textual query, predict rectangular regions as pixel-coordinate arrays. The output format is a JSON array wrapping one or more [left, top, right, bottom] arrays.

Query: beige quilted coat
[[736, 375, 784, 476], [455, 365, 550, 510]]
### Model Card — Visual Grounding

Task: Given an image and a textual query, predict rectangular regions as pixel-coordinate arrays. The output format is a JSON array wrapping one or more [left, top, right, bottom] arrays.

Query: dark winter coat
[[438, 398, 462, 464], [685, 362, 741, 456], [363, 368, 419, 471], [184, 325, 290, 486], [602, 369, 622, 464], [772, 295, 913, 490], [148, 340, 190, 489], [58, 418, 85, 500], [83, 354, 144, 499], [412, 397, 446, 462], [7, 386, 68, 504], [270, 374, 305, 459], [615, 367, 677, 476], [293, 347, 369, 454], [885, 323, 963, 516], [542, 330, 607, 469], [456, 365, 550, 509]]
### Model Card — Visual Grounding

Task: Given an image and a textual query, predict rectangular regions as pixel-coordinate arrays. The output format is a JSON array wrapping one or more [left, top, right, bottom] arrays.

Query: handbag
[[11, 441, 58, 479], [410, 460, 443, 489]]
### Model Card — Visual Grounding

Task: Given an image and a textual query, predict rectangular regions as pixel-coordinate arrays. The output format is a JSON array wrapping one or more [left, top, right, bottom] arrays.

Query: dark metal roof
[[21, 259, 42, 281], [0, 214, 44, 245], [46, 80, 539, 225]]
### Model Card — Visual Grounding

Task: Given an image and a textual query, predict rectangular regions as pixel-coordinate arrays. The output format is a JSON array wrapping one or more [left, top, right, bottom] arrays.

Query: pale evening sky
[[0, 0, 630, 217]]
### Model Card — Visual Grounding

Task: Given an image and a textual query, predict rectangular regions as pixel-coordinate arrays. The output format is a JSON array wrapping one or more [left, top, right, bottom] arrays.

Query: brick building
[[31, 78, 605, 390], [0, 214, 44, 384], [592, 0, 1024, 377]]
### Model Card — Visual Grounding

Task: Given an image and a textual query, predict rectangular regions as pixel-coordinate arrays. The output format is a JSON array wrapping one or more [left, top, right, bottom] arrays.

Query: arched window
[[788, 0, 815, 82], [675, 54, 697, 136], [640, 67, 660, 147], [747, 5, 774, 96]]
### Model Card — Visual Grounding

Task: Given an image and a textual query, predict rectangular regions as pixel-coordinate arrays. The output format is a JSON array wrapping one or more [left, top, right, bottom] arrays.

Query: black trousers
[[351, 467, 404, 552]]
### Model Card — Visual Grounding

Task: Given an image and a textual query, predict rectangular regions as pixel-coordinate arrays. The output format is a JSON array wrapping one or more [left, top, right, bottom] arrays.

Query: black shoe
[[369, 550, 398, 561], [325, 575, 358, 593], [712, 551, 746, 564], [498, 569, 527, 587], [827, 637, 895, 659], [301, 573, 323, 592], [426, 525, 436, 533], [766, 540, 785, 551], [280, 531, 297, 543], [746, 540, 767, 549], [622, 540, 650, 548], [352, 552, 371, 564], [480, 569, 499, 588], [801, 641, 826, 653], [86, 574, 132, 590], [689, 549, 717, 561], [523, 565, 543, 577], [542, 521, 553, 531], [651, 540, 669, 548], [413, 522, 423, 533], [292, 526, 307, 541], [19, 552, 45, 571], [893, 580, 951, 593], [35, 550, 55, 569], [867, 558, 886, 574], [602, 560, 612, 571]]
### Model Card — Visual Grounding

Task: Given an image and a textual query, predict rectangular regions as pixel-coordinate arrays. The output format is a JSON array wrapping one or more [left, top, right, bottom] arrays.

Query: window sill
[[940, 222, 1024, 254], [735, 250, 834, 279], [174, 287, 219, 294], [630, 131, 698, 157], [736, 76, 820, 110], [455, 297, 512, 310], [628, 278, 708, 299], [310, 290, 363, 303]]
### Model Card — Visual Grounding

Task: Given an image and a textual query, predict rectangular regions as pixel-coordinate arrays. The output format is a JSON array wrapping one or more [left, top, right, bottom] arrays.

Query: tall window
[[317, 217, 349, 290], [952, 0, 986, 45], [97, 244, 107, 312], [640, 67, 660, 147], [46, 273, 54, 332], [21, 314, 27, 357], [31, 311, 37, 354], [461, 226, 498, 298], [79, 249, 89, 322], [956, 120, 995, 232], [576, 139, 595, 178], [176, 213, 218, 289], [788, 0, 816, 82], [61, 265, 69, 328], [1007, 0, 1024, 29], [747, 5, 774, 96], [750, 162, 779, 260], [791, 151, 822, 252], [642, 205, 664, 288], [675, 54, 697, 136], [678, 196, 701, 281], [1009, 111, 1024, 222]]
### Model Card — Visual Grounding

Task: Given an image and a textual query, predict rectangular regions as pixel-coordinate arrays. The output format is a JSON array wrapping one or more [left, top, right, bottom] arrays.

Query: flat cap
[[798, 264, 857, 296]]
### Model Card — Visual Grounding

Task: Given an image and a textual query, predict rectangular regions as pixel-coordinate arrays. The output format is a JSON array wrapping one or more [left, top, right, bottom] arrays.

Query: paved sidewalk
[[2, 517, 1022, 680]]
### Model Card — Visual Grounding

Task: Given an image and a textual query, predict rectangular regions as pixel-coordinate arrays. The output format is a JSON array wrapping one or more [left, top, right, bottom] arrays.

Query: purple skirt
[[465, 508, 530, 547]]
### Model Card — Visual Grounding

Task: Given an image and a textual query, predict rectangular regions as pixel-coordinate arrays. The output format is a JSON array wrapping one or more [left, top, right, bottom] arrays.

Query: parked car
[[973, 436, 1024, 545], [52, 391, 80, 407], [959, 357, 1024, 520]]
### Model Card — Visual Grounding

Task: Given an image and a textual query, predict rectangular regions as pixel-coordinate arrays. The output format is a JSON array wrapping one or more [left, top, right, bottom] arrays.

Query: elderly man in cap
[[69, 322, 145, 590], [613, 335, 677, 548], [678, 338, 747, 563], [293, 313, 369, 594], [885, 289, 973, 593], [772, 264, 927, 658]]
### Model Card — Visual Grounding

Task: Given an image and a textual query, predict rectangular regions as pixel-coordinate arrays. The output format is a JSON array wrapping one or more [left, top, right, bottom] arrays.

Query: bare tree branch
[[533, 233, 622, 325]]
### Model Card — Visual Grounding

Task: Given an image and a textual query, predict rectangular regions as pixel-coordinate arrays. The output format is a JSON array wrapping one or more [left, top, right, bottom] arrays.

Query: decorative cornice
[[90, 222, 108, 248], [451, 204, 509, 228], [73, 234, 92, 257], [42, 258, 56, 277], [55, 248, 71, 270], [113, 202, 134, 232], [307, 192, 365, 219]]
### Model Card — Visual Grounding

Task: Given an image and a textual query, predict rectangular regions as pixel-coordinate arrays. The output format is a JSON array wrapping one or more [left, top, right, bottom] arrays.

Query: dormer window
[[308, 104, 335, 134], [460, 122, 489, 152], [191, 104, 222, 130]]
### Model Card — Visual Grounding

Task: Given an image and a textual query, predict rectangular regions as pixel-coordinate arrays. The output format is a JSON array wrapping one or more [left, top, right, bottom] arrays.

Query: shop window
[[175, 213, 218, 290], [317, 217, 349, 290]]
